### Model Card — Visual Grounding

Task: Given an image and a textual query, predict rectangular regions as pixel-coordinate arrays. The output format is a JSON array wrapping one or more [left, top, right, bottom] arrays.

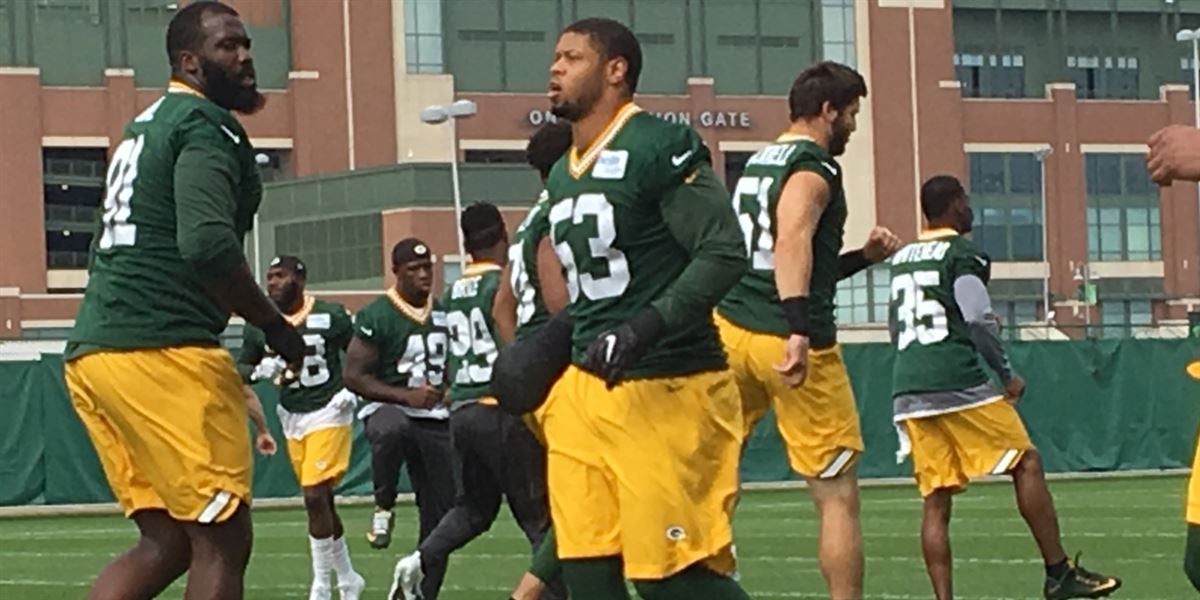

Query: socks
[[329, 536, 358, 581], [310, 536, 334, 586], [1045, 557, 1070, 579]]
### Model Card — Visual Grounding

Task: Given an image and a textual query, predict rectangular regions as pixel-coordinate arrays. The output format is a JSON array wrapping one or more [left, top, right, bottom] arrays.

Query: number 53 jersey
[[889, 230, 993, 396], [543, 104, 724, 379]]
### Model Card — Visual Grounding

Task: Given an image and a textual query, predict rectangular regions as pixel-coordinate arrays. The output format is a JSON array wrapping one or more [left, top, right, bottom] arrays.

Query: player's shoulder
[[355, 295, 391, 320], [622, 111, 704, 155], [786, 139, 840, 181]]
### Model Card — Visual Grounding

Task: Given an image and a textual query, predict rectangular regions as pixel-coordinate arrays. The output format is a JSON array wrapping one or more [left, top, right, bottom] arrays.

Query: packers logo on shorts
[[665, 526, 687, 542]]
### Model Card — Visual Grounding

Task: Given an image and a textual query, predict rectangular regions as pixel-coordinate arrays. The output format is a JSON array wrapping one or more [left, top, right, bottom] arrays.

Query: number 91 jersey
[[889, 230, 992, 396], [544, 105, 726, 379]]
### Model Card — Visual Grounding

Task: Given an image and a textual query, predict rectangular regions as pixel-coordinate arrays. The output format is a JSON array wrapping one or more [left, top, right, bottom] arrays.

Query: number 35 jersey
[[716, 135, 846, 349], [354, 290, 449, 419], [240, 297, 352, 414], [889, 230, 992, 396], [544, 104, 724, 379]]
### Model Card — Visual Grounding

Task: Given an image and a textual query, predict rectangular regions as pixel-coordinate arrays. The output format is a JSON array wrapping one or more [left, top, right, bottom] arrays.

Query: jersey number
[[99, 135, 145, 250], [446, 307, 498, 385], [508, 243, 537, 327], [549, 194, 630, 302], [732, 176, 775, 270], [891, 271, 949, 351], [292, 334, 329, 389], [398, 332, 448, 388]]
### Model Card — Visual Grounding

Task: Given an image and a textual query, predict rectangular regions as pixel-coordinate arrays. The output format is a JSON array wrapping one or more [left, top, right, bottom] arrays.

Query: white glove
[[330, 388, 360, 413], [251, 357, 287, 382]]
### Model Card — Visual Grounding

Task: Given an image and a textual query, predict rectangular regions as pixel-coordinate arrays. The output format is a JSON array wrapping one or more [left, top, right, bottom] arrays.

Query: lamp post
[[420, 99, 478, 271], [1034, 146, 1053, 324]]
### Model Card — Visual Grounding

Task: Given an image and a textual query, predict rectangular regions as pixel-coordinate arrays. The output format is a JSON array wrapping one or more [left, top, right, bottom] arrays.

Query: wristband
[[780, 296, 810, 336]]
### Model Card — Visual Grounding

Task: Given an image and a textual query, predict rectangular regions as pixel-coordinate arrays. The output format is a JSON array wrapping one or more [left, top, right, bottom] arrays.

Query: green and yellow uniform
[[541, 103, 746, 580], [440, 262, 503, 408], [715, 134, 863, 479], [889, 229, 1032, 497], [509, 193, 555, 340], [64, 82, 262, 523], [353, 289, 449, 420]]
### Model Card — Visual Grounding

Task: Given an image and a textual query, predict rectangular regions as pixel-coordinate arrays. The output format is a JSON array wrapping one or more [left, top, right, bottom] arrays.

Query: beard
[[201, 58, 265, 115], [828, 117, 851, 157], [550, 71, 604, 122], [270, 282, 300, 312], [960, 206, 975, 234]]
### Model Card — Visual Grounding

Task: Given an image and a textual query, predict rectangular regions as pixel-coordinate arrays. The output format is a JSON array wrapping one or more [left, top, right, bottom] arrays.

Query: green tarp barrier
[[2, 338, 1199, 506]]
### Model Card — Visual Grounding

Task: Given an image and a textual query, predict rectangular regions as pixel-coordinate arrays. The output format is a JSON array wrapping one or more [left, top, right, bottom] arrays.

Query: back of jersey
[[889, 230, 991, 396], [441, 263, 503, 407], [68, 88, 261, 357]]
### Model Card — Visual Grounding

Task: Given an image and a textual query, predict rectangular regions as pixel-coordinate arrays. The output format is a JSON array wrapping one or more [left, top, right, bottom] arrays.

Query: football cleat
[[337, 570, 365, 600], [308, 582, 332, 600], [1044, 554, 1121, 600], [389, 551, 424, 600], [366, 509, 394, 550]]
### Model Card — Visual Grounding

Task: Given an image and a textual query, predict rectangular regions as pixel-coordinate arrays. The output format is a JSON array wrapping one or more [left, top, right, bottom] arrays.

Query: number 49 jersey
[[353, 290, 449, 418], [240, 297, 352, 414], [544, 104, 725, 379], [889, 230, 993, 396]]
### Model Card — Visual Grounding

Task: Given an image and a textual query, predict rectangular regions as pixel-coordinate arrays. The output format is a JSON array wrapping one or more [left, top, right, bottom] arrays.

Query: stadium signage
[[527, 109, 752, 128]]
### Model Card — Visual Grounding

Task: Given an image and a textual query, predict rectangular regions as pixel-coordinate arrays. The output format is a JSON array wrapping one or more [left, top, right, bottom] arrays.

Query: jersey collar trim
[[775, 133, 817, 144], [386, 288, 432, 324], [284, 296, 316, 327], [568, 102, 642, 179], [918, 228, 960, 241], [463, 261, 503, 277], [167, 80, 206, 99]]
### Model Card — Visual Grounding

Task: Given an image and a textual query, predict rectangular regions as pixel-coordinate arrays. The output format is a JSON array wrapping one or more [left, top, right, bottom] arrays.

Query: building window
[[723, 151, 755, 193], [821, 0, 856, 68], [1085, 154, 1161, 262], [968, 153, 1043, 262], [1100, 300, 1153, 339], [1182, 57, 1196, 100], [1068, 54, 1138, 100], [274, 215, 382, 284], [835, 264, 890, 325], [994, 300, 1038, 340], [441, 258, 462, 292], [954, 51, 1024, 98], [43, 147, 106, 269], [406, 0, 443, 73], [464, 150, 526, 165]]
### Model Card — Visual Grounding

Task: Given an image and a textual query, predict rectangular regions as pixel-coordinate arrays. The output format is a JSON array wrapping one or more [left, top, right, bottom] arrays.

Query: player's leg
[[180, 503, 253, 600], [293, 422, 363, 600], [1010, 451, 1067, 567], [1186, 525, 1200, 590], [499, 411, 567, 599], [804, 469, 864, 600], [363, 406, 411, 549], [920, 489, 954, 600], [406, 418, 456, 598], [511, 527, 561, 600], [86, 509, 191, 600]]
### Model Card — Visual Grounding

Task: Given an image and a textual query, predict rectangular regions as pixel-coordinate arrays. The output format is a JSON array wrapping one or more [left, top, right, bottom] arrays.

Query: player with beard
[[237, 256, 365, 600], [715, 61, 901, 599], [63, 2, 305, 599], [532, 18, 750, 599], [343, 239, 456, 600]]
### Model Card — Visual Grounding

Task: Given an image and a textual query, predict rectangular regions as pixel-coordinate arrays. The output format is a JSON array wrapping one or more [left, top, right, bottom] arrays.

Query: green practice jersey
[[68, 86, 262, 359], [544, 104, 728, 378], [353, 290, 448, 395], [717, 135, 847, 348], [889, 229, 992, 395], [509, 192, 554, 340], [440, 263, 503, 405], [238, 297, 352, 413]]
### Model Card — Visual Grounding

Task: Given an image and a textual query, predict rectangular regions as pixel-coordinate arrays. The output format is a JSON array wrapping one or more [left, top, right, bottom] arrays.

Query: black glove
[[493, 311, 574, 415], [262, 315, 306, 366], [582, 307, 665, 389]]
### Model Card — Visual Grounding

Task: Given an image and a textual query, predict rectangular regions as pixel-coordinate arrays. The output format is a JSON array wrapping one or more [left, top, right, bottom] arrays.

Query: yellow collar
[[775, 132, 817, 144], [463, 261, 503, 277], [386, 288, 432, 324], [167, 79, 206, 99], [918, 228, 960, 241], [283, 295, 316, 327], [568, 102, 642, 179]]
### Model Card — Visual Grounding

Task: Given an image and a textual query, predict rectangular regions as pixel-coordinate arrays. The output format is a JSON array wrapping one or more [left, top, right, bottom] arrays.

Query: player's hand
[[773, 334, 810, 388], [255, 431, 278, 456], [252, 356, 287, 382], [863, 226, 903, 263], [1004, 374, 1026, 404], [582, 307, 665, 389], [263, 315, 306, 365], [1147, 125, 1200, 184], [330, 388, 360, 413], [403, 386, 444, 410]]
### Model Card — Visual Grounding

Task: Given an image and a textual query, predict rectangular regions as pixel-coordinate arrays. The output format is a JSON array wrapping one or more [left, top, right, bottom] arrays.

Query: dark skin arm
[[342, 337, 442, 409]]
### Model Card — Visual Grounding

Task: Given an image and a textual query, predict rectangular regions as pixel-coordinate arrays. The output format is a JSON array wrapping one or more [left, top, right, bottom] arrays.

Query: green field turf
[[0, 477, 1192, 599]]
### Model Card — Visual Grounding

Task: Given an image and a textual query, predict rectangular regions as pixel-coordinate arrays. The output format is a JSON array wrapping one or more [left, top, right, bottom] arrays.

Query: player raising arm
[[63, 3, 304, 599], [889, 176, 1120, 600]]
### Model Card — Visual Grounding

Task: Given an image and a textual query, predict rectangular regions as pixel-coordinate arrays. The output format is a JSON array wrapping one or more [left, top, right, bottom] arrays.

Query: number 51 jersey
[[544, 104, 724, 379], [889, 230, 993, 396]]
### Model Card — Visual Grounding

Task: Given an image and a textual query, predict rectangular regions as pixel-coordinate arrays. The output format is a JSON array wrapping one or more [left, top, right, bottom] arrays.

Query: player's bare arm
[[343, 336, 442, 409], [774, 169, 831, 387], [494, 263, 520, 345], [241, 385, 277, 456], [536, 236, 570, 315], [1147, 124, 1200, 184], [839, 227, 902, 281]]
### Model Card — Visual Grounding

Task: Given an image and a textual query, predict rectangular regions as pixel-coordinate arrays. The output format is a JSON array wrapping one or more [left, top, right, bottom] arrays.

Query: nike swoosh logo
[[974, 256, 989, 267], [604, 334, 617, 363], [671, 150, 693, 167], [220, 124, 241, 144], [360, 327, 374, 336], [821, 161, 839, 176]]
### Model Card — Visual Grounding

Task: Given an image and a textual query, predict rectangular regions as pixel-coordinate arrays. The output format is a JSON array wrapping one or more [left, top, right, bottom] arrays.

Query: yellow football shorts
[[1188, 427, 1200, 524], [541, 366, 743, 580], [287, 425, 353, 488], [901, 399, 1034, 497], [65, 346, 253, 523], [716, 314, 864, 479]]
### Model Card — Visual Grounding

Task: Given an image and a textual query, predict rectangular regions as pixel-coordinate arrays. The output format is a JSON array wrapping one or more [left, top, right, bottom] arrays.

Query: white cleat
[[309, 582, 333, 600], [338, 571, 366, 600], [388, 551, 424, 600]]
